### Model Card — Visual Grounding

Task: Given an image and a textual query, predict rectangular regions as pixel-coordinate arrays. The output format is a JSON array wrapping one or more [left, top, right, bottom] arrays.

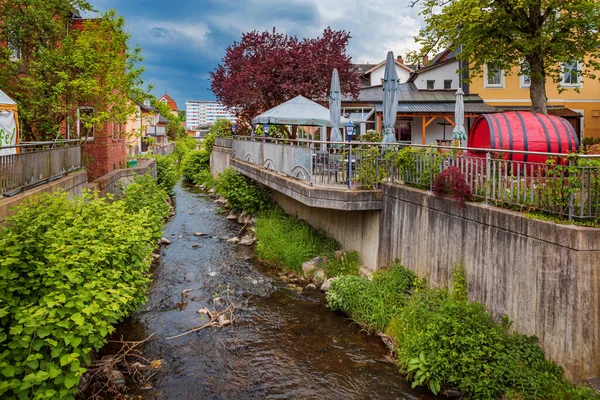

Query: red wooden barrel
[[467, 111, 579, 164]]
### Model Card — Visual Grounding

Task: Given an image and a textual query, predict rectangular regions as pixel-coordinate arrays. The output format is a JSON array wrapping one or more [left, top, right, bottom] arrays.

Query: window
[[561, 61, 581, 86], [444, 80, 452, 90], [426, 80, 435, 90], [520, 72, 531, 88], [77, 107, 94, 139], [8, 39, 21, 61], [485, 64, 504, 88]]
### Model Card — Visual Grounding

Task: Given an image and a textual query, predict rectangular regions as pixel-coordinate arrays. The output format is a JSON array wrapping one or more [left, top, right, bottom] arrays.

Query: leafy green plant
[[182, 150, 210, 182], [0, 180, 166, 399], [123, 174, 171, 237], [214, 168, 271, 213], [193, 169, 216, 189], [324, 251, 360, 278], [254, 208, 338, 273], [154, 155, 178, 194], [173, 136, 197, 163], [203, 131, 217, 154], [359, 129, 383, 143]]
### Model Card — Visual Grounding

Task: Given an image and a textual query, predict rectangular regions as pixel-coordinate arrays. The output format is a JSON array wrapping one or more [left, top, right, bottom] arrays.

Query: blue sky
[[90, 0, 424, 109]]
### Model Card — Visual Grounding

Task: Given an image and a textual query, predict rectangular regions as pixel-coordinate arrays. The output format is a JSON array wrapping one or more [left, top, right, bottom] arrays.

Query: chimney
[[397, 55, 404, 64], [423, 55, 429, 66]]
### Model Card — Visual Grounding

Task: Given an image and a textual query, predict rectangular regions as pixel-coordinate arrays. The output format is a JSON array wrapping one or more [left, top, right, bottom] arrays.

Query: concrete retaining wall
[[271, 191, 381, 270], [88, 159, 157, 197], [379, 183, 600, 381], [210, 146, 232, 177], [0, 171, 88, 225]]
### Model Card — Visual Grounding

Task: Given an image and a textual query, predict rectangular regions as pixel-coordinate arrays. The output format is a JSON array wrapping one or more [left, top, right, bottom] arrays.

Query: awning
[[252, 95, 349, 127], [374, 102, 498, 114]]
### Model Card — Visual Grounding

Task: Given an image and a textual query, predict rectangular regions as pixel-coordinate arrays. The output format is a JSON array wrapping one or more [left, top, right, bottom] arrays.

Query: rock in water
[[227, 237, 240, 244], [218, 314, 231, 327], [301, 261, 317, 279], [237, 210, 249, 224], [226, 210, 238, 220], [320, 277, 338, 292], [194, 232, 207, 237], [239, 235, 255, 246], [312, 269, 326, 285], [306, 283, 317, 290], [159, 237, 171, 245]]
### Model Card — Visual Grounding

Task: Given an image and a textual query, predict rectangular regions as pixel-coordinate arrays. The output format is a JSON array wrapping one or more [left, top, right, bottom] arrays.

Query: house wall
[[124, 105, 142, 156], [471, 65, 600, 139], [369, 64, 412, 85], [413, 61, 461, 91], [83, 123, 128, 180]]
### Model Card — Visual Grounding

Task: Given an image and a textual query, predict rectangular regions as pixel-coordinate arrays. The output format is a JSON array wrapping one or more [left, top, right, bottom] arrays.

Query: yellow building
[[471, 62, 600, 141]]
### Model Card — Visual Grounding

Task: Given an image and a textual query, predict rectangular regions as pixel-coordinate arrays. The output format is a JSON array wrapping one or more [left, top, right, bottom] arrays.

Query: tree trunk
[[528, 54, 547, 114]]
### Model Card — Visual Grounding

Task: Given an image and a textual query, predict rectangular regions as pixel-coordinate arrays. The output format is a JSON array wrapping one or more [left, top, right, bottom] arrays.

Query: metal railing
[[0, 141, 82, 196], [231, 136, 600, 221]]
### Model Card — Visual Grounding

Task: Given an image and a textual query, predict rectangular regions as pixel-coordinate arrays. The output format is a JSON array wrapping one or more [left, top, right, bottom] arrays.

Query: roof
[[251, 95, 349, 126], [0, 89, 17, 106], [343, 82, 484, 103], [354, 63, 377, 75], [375, 102, 497, 114], [138, 102, 158, 113], [362, 59, 413, 75], [158, 114, 169, 123], [158, 94, 178, 112]]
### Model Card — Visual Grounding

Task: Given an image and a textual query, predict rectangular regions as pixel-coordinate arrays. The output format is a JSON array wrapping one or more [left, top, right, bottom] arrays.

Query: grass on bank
[[327, 265, 599, 399]]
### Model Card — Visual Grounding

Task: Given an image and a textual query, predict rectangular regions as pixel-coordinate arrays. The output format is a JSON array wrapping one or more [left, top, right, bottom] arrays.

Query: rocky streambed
[[100, 182, 435, 399]]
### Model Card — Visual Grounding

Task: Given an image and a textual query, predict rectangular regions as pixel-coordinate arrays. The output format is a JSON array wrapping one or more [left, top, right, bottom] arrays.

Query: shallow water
[[108, 182, 435, 400]]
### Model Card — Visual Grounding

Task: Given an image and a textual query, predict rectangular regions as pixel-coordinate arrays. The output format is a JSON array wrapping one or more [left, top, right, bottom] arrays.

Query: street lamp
[[263, 123, 270, 137], [345, 121, 355, 142], [231, 124, 237, 136]]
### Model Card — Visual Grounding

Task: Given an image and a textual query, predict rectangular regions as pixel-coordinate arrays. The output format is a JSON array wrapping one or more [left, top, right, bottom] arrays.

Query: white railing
[[145, 126, 166, 135], [0, 142, 82, 196], [231, 136, 600, 221]]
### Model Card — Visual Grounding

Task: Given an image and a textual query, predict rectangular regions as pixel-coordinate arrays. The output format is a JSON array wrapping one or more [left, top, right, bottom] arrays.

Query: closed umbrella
[[452, 87, 467, 141], [329, 69, 343, 145], [382, 51, 398, 144]]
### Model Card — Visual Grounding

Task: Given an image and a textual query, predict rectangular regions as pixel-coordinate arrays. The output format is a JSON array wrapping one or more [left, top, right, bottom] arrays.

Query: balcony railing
[[0, 141, 82, 196], [231, 136, 600, 221], [145, 126, 166, 135]]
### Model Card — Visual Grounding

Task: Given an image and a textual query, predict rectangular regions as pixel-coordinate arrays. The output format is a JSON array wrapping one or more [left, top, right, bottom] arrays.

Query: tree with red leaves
[[210, 27, 360, 132]]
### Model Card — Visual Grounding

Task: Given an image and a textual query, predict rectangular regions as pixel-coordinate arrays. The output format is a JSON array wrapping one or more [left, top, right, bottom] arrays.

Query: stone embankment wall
[[210, 146, 231, 177], [271, 191, 381, 269], [89, 158, 156, 197], [0, 171, 88, 225], [378, 183, 600, 382]]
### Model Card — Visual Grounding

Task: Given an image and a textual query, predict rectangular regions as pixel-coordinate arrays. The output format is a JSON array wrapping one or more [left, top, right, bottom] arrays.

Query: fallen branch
[[165, 295, 236, 340]]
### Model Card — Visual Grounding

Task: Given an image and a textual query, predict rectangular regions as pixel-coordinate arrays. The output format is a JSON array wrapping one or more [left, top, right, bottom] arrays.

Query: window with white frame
[[561, 61, 581, 86], [8, 39, 21, 61], [77, 107, 94, 139], [520, 68, 531, 88], [484, 64, 504, 88]]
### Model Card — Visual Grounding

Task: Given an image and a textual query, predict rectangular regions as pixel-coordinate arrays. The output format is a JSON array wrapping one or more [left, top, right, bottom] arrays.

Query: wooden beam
[[444, 116, 456, 127], [422, 116, 436, 145]]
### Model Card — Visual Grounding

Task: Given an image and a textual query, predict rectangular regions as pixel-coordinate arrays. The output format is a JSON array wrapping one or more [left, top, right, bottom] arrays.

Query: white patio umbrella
[[452, 87, 467, 141], [382, 51, 398, 144], [329, 69, 343, 144]]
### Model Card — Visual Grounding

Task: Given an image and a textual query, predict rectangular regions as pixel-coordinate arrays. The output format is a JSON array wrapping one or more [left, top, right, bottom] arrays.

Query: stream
[[107, 182, 434, 399]]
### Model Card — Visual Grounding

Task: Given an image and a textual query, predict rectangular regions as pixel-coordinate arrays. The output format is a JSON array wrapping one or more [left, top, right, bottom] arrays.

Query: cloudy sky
[[90, 0, 425, 109]]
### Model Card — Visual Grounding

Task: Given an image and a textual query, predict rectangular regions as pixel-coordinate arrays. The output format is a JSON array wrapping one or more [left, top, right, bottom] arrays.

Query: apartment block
[[185, 100, 236, 129]]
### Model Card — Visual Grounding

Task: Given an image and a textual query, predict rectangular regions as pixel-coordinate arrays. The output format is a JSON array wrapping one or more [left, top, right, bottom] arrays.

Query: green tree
[[410, 0, 600, 114], [0, 2, 148, 140], [154, 100, 186, 140]]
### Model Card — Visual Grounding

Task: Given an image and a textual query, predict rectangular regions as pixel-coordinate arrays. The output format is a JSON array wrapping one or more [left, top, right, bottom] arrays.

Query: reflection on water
[[109, 182, 434, 400]]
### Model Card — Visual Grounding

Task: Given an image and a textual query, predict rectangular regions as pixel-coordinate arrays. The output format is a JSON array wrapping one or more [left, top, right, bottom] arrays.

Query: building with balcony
[[185, 100, 236, 130]]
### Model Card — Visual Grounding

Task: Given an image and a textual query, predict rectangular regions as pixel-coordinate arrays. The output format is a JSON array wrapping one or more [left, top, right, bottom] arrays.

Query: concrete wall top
[[232, 159, 383, 211]]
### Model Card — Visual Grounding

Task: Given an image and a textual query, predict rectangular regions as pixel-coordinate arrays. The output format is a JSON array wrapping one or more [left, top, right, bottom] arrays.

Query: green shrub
[[326, 264, 416, 332], [203, 131, 216, 154], [0, 185, 164, 399], [193, 170, 216, 189], [173, 136, 197, 163], [255, 208, 338, 273], [123, 174, 171, 237], [154, 155, 178, 194], [384, 269, 598, 398], [182, 150, 210, 182], [215, 168, 271, 213], [324, 250, 360, 278]]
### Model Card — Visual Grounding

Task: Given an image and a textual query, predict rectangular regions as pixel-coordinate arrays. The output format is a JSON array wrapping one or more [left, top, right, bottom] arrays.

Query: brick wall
[[83, 122, 127, 180]]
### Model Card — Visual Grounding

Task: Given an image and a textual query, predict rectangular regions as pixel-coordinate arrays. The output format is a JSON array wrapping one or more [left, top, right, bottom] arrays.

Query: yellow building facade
[[471, 63, 600, 140]]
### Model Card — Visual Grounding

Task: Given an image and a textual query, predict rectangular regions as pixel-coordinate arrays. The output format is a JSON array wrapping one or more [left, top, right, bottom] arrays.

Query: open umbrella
[[382, 51, 398, 144], [452, 87, 467, 141], [329, 69, 343, 145]]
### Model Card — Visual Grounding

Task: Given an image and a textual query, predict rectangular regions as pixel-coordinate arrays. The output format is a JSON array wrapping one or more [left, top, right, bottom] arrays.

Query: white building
[[185, 100, 236, 129]]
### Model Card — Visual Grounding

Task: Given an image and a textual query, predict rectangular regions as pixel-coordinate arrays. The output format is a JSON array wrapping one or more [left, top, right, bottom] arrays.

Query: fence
[[0, 141, 82, 196], [231, 136, 600, 221]]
